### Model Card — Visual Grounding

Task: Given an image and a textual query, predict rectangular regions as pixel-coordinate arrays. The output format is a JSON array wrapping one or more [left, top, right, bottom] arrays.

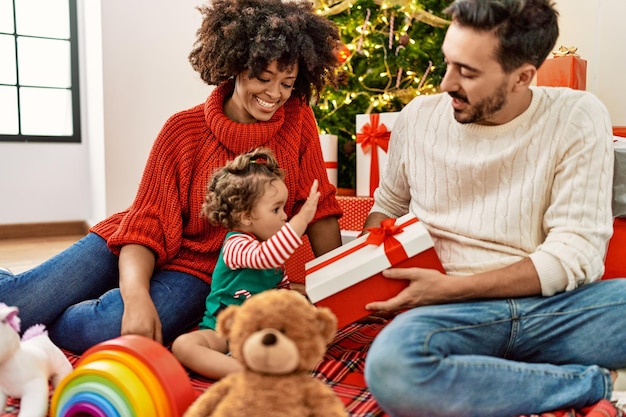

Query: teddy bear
[[183, 288, 348, 417]]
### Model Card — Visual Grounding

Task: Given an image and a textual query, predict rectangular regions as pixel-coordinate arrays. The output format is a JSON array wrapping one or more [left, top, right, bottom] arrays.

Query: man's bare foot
[[611, 370, 619, 384]]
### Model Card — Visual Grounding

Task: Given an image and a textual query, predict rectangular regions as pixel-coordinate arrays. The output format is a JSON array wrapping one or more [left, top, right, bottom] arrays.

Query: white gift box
[[319, 133, 338, 187], [356, 112, 399, 197], [305, 213, 443, 328], [614, 136, 626, 217]]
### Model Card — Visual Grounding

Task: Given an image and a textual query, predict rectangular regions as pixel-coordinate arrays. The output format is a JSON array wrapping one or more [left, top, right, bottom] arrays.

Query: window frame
[[0, 0, 81, 143]]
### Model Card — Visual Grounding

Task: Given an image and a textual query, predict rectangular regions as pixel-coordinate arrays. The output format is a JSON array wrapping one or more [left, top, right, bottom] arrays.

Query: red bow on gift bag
[[357, 114, 391, 196]]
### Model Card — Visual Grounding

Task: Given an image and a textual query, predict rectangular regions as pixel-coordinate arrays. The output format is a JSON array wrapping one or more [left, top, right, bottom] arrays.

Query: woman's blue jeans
[[364, 279, 626, 417], [0, 233, 210, 353]]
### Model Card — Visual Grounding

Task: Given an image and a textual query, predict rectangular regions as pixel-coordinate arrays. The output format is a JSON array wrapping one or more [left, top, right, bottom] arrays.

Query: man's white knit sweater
[[372, 86, 614, 296]]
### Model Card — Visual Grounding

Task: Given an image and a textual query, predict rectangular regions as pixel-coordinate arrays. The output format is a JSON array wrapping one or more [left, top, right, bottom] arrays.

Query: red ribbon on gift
[[306, 216, 418, 274], [356, 114, 391, 196], [364, 217, 415, 265]]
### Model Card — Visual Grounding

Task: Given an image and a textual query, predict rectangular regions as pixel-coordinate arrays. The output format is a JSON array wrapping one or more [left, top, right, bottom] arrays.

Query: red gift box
[[285, 235, 314, 285], [337, 196, 374, 231], [305, 214, 444, 328], [537, 56, 587, 90], [614, 127, 626, 138]]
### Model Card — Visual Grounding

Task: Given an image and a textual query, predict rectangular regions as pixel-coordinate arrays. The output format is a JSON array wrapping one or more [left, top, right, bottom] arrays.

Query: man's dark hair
[[445, 0, 559, 73], [189, 0, 341, 103]]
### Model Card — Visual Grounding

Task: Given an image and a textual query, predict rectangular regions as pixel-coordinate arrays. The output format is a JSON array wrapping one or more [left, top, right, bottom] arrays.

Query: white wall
[[0, 0, 624, 226], [555, 0, 626, 125], [0, 0, 210, 226], [100, 0, 211, 217]]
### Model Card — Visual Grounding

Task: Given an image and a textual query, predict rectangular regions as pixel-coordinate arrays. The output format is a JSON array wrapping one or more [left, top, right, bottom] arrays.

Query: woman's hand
[[120, 289, 163, 343], [118, 244, 162, 343]]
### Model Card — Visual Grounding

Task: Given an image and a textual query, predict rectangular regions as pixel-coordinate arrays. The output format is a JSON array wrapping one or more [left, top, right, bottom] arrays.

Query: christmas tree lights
[[312, 0, 450, 189]]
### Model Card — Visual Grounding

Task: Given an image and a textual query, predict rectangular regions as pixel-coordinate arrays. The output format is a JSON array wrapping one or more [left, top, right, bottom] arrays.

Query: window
[[0, 0, 81, 142]]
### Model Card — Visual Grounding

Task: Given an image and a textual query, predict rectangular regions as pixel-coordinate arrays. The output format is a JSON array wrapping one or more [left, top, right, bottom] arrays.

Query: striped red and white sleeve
[[222, 224, 303, 270]]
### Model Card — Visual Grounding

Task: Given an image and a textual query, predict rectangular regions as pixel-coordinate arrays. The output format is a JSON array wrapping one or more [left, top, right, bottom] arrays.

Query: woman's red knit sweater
[[90, 80, 342, 284]]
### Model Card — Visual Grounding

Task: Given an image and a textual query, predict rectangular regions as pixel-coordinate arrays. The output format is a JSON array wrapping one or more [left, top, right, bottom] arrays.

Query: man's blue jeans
[[0, 233, 210, 353], [364, 279, 626, 417]]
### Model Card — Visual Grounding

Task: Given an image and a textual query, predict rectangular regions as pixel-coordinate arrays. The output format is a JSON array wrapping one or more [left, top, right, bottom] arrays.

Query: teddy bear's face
[[240, 327, 299, 374], [217, 290, 337, 374]]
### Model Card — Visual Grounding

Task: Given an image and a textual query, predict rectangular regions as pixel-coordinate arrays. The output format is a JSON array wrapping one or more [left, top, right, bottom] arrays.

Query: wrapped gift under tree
[[337, 195, 375, 244], [319, 133, 338, 187], [356, 112, 399, 197], [536, 45, 587, 90]]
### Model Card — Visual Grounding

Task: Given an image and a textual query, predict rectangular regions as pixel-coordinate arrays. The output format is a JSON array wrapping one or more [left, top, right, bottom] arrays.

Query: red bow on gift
[[305, 216, 418, 275], [365, 217, 417, 265], [356, 114, 391, 196]]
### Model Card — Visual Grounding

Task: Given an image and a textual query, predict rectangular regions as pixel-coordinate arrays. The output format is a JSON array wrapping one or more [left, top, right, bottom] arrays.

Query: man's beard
[[449, 81, 507, 124]]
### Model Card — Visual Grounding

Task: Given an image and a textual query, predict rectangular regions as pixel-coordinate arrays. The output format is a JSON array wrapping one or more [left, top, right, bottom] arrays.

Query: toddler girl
[[171, 147, 319, 379]]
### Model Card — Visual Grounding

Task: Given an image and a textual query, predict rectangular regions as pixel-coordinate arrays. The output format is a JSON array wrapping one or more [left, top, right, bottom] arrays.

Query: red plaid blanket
[[1, 322, 622, 417]]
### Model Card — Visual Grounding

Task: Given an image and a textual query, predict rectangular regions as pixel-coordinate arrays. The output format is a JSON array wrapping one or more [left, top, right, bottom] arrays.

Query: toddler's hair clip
[[250, 157, 268, 165]]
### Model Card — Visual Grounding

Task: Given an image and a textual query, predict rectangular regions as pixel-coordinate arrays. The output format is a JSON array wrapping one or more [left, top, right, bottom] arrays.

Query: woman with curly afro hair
[[190, 0, 340, 105], [0, 0, 344, 354]]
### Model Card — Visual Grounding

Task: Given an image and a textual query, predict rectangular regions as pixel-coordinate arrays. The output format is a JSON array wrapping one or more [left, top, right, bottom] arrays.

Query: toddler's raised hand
[[301, 180, 320, 222], [289, 180, 320, 236]]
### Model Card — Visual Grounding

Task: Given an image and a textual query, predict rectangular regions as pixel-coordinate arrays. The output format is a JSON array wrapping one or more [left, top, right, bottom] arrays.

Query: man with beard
[[362, 0, 625, 416]]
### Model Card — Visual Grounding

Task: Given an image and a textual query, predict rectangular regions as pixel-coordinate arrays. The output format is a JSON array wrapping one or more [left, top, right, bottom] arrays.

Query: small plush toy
[[183, 289, 348, 417], [0, 302, 73, 417]]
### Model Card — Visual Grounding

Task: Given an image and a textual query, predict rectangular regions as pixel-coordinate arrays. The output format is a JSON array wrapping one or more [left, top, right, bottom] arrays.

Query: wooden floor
[[0, 234, 85, 274]]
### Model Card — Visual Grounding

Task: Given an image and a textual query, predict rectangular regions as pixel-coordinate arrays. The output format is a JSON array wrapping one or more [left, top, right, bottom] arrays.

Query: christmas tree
[[312, 0, 451, 189]]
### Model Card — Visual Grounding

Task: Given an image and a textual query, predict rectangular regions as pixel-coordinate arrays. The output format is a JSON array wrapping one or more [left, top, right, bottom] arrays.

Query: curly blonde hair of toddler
[[203, 148, 285, 230]]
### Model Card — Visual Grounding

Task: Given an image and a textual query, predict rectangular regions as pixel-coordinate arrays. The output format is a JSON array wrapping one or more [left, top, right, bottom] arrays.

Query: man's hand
[[365, 257, 543, 313], [365, 267, 453, 312]]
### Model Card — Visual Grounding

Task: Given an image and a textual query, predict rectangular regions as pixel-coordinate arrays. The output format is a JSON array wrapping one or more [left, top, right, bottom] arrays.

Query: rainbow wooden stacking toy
[[50, 335, 195, 416]]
